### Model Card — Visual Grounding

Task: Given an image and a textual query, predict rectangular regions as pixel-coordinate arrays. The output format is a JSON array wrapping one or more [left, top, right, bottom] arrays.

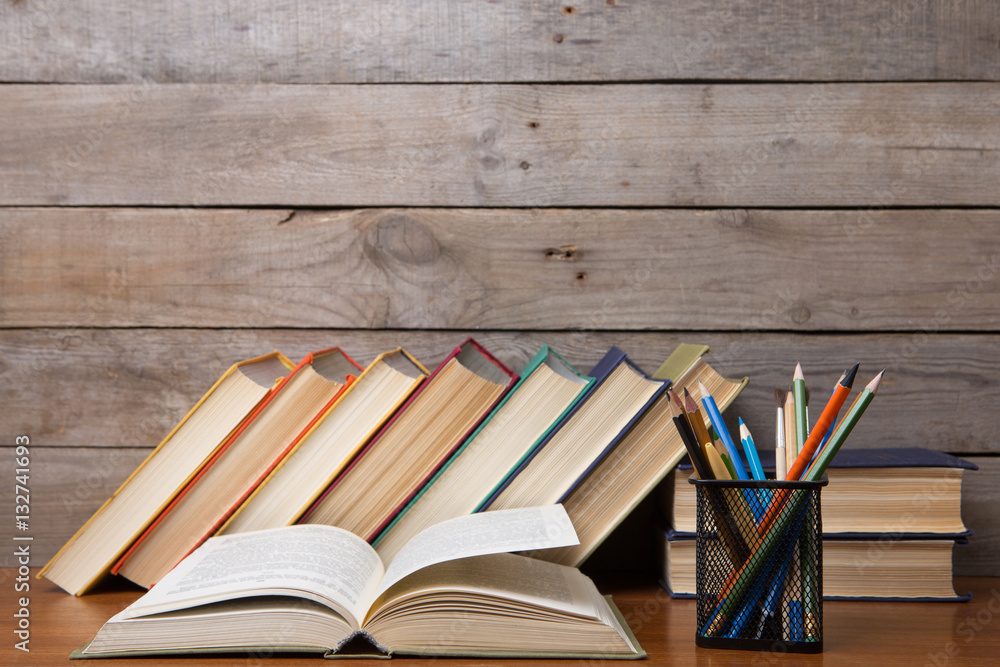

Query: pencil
[[792, 363, 808, 455], [718, 448, 739, 480], [683, 387, 713, 452], [703, 443, 731, 481], [700, 443, 753, 565], [699, 380, 749, 480], [670, 399, 713, 480], [786, 363, 858, 481], [803, 370, 884, 482], [816, 372, 847, 457], [668, 387, 687, 414], [783, 388, 796, 474], [739, 418, 766, 481], [774, 388, 787, 480]]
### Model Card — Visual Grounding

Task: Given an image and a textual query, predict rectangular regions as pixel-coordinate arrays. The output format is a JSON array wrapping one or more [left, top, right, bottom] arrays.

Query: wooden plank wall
[[1, 1, 997, 576]]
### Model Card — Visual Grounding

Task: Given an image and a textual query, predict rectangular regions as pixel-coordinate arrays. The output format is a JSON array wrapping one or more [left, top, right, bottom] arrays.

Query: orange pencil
[[785, 363, 858, 480]]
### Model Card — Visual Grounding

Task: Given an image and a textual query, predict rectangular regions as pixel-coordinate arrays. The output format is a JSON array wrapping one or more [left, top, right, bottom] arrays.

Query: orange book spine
[[110, 355, 314, 575]]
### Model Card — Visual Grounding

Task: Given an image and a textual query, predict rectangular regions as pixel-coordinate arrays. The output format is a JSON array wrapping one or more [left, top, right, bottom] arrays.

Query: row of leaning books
[[45, 339, 747, 659], [658, 448, 976, 601]]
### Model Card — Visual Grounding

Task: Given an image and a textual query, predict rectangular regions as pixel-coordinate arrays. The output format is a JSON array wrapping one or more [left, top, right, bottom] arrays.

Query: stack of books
[[658, 448, 976, 601], [42, 339, 748, 597]]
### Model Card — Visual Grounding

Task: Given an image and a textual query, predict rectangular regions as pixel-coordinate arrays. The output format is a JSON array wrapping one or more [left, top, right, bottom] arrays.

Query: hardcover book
[[481, 346, 669, 512], [39, 351, 294, 596], [75, 507, 644, 660], [532, 344, 747, 567], [373, 345, 594, 563], [667, 447, 975, 535], [113, 348, 363, 588], [659, 528, 972, 601], [220, 349, 429, 535], [300, 338, 517, 541]]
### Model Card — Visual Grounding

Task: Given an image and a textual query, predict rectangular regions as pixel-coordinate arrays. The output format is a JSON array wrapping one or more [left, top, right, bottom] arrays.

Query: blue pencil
[[698, 381, 748, 480], [739, 418, 766, 481]]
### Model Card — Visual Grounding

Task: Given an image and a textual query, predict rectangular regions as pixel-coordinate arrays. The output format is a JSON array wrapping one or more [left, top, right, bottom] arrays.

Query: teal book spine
[[372, 345, 594, 544]]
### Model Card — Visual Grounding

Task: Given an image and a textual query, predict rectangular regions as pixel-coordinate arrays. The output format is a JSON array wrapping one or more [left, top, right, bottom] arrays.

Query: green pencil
[[802, 370, 885, 482], [793, 362, 808, 455]]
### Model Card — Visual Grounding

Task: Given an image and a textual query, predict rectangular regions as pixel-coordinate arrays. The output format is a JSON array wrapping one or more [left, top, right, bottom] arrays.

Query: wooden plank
[[2, 84, 997, 207], [5, 446, 998, 574], [1, 1, 997, 83], [2, 329, 998, 453], [955, 456, 1000, 577], [0, 446, 149, 569], [3, 207, 1000, 331]]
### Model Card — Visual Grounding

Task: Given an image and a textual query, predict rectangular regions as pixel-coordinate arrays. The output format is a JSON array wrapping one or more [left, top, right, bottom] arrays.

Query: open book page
[[85, 597, 354, 655], [374, 505, 578, 601], [369, 552, 599, 626], [364, 553, 637, 657], [120, 525, 383, 629]]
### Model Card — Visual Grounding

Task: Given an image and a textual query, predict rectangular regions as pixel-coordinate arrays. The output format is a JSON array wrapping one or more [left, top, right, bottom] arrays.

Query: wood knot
[[545, 245, 579, 262], [789, 305, 812, 325], [718, 209, 750, 228], [370, 214, 441, 267]]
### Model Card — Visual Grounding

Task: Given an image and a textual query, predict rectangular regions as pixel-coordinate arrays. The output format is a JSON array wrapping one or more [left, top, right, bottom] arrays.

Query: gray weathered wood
[[3, 207, 1000, 331], [2, 329, 997, 453], [0, 446, 149, 569], [3, 448, 996, 573], [1, 1, 997, 83], [955, 456, 1000, 577], [2, 84, 997, 207]]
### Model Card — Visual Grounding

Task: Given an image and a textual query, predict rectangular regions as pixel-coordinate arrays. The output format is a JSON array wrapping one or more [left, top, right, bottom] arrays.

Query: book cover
[[659, 528, 973, 602], [373, 344, 595, 546], [478, 346, 668, 510], [533, 344, 748, 566], [39, 351, 294, 595], [300, 338, 518, 540], [112, 349, 361, 576], [220, 348, 429, 532]]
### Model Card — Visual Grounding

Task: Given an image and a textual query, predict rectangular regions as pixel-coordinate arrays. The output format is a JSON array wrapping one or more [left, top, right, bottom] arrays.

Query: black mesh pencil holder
[[691, 476, 827, 653]]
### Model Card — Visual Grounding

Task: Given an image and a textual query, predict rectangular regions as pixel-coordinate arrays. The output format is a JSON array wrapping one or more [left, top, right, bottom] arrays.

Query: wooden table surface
[[4, 570, 998, 665]]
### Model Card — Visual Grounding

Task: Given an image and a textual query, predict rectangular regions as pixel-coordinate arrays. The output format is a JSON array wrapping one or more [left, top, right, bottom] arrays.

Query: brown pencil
[[683, 387, 713, 452]]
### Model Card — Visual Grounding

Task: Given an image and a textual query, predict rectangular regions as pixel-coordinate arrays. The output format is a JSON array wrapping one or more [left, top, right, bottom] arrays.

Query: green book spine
[[373, 345, 594, 544]]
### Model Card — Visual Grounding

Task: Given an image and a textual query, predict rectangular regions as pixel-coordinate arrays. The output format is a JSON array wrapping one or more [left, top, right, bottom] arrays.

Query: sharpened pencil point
[[868, 370, 885, 395], [668, 388, 685, 411], [843, 362, 860, 388], [794, 362, 805, 382]]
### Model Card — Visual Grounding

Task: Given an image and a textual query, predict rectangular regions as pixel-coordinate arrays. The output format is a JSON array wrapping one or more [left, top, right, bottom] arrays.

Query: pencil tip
[[667, 398, 680, 418], [794, 362, 805, 381], [867, 370, 885, 394], [739, 416, 745, 426], [843, 362, 859, 388]]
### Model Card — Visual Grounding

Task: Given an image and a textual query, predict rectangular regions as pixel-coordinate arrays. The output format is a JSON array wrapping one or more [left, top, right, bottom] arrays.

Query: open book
[[75, 506, 643, 660]]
